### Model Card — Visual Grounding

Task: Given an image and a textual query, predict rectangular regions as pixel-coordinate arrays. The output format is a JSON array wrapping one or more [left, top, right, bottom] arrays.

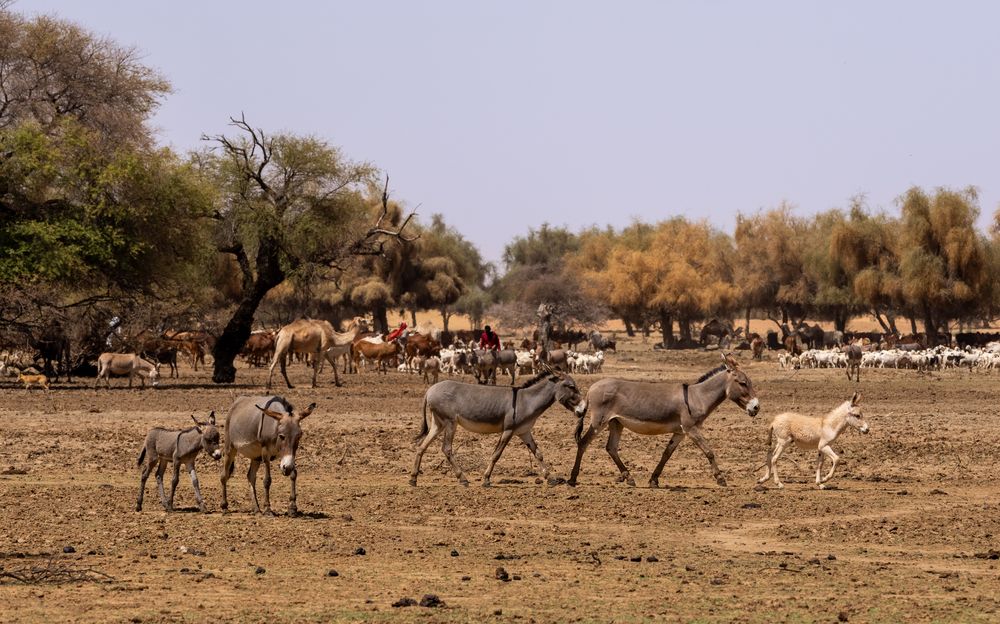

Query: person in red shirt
[[479, 325, 501, 351], [386, 321, 407, 342]]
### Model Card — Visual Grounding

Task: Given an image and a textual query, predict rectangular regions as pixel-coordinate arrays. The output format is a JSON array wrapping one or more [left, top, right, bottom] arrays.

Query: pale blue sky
[[22, 1, 1000, 263]]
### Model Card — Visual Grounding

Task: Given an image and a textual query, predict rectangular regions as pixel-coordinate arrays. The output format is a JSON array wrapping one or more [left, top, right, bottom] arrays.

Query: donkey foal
[[136, 412, 222, 512], [758, 391, 869, 489]]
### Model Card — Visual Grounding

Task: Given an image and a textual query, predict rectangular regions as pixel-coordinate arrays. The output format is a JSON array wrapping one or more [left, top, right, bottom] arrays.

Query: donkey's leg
[[818, 445, 839, 488], [136, 455, 154, 511], [188, 461, 207, 512], [220, 448, 236, 511], [155, 459, 169, 510], [482, 429, 514, 487], [288, 467, 298, 516], [605, 421, 635, 486], [168, 460, 181, 511], [441, 420, 469, 486], [649, 432, 685, 488], [769, 438, 789, 488], [518, 431, 552, 482], [247, 459, 262, 514], [409, 415, 442, 486], [686, 426, 727, 487], [261, 459, 274, 515], [568, 424, 599, 487]]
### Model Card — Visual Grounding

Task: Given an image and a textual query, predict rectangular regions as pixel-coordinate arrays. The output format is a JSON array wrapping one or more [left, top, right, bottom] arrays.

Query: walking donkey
[[136, 412, 222, 512], [220, 396, 316, 515], [758, 391, 869, 489], [569, 353, 760, 488], [410, 368, 584, 487], [844, 342, 862, 382]]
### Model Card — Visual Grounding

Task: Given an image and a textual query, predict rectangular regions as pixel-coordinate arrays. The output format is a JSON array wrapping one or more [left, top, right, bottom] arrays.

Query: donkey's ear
[[256, 405, 284, 421], [190, 414, 204, 432], [851, 391, 862, 406], [297, 402, 317, 421], [207, 410, 216, 426], [722, 352, 737, 370]]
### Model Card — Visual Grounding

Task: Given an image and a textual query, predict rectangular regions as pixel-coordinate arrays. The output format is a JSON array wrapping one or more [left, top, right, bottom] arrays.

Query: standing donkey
[[136, 412, 222, 512], [220, 396, 316, 515]]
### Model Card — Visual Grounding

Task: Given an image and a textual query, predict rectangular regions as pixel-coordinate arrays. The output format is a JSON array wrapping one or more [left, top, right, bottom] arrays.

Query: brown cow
[[241, 332, 276, 368], [353, 340, 400, 374], [404, 333, 441, 371]]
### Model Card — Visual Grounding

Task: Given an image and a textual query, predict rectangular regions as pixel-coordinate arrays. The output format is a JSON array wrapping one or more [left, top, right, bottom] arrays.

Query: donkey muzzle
[[860, 423, 870, 434], [212, 449, 222, 460], [279, 455, 295, 476], [746, 398, 760, 417]]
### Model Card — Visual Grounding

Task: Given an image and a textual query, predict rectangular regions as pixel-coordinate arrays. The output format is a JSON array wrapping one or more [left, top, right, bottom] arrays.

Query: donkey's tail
[[414, 397, 429, 442], [137, 446, 146, 467]]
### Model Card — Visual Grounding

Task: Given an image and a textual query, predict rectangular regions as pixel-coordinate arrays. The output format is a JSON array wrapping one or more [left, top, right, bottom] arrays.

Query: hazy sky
[[22, 1, 1000, 264]]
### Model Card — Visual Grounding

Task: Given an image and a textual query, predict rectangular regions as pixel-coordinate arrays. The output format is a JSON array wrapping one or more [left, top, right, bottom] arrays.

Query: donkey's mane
[[695, 364, 728, 384], [516, 371, 558, 389]]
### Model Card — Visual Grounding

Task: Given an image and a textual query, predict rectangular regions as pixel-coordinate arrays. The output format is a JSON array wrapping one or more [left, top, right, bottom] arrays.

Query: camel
[[266, 317, 367, 389]]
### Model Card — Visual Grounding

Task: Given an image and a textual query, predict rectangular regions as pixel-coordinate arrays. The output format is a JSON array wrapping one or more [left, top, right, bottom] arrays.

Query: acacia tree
[[649, 219, 738, 344], [734, 205, 810, 334], [495, 224, 607, 329], [828, 200, 902, 332], [201, 117, 413, 383], [897, 186, 990, 337]]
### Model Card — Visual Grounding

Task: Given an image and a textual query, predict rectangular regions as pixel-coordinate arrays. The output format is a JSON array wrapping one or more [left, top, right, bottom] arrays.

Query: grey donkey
[[220, 396, 316, 516], [136, 412, 222, 512]]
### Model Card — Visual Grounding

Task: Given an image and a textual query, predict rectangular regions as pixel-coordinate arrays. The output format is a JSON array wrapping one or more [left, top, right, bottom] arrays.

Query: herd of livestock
[[17, 315, 1000, 517]]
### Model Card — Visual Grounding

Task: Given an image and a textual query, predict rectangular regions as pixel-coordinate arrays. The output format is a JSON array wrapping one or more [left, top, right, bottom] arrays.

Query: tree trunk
[[887, 312, 899, 334], [410, 309, 418, 328], [658, 309, 674, 348], [440, 308, 451, 333], [872, 309, 890, 333], [834, 310, 847, 333], [212, 241, 286, 384], [908, 315, 918, 335], [373, 303, 389, 335], [678, 317, 693, 344], [744, 306, 751, 335], [624, 319, 636, 337], [922, 304, 935, 339]]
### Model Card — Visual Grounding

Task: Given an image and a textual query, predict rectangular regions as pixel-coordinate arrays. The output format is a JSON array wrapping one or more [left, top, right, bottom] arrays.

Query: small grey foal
[[136, 412, 222, 512]]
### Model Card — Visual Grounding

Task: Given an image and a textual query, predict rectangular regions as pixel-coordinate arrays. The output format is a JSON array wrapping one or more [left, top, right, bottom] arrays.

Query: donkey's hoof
[[287, 508, 300, 517], [481, 480, 492, 488], [715, 477, 728, 487], [776, 482, 784, 489], [408, 477, 418, 487], [647, 479, 659, 489], [262, 510, 275, 517], [567, 479, 578, 488], [818, 483, 827, 490], [626, 478, 636, 487]]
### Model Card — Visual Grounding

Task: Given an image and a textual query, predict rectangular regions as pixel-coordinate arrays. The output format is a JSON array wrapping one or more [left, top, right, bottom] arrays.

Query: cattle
[[241, 331, 276, 368], [403, 333, 442, 371]]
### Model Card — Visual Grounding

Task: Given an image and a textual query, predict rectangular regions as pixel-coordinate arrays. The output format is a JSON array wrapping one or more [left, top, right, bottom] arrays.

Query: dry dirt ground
[[2, 340, 1000, 623]]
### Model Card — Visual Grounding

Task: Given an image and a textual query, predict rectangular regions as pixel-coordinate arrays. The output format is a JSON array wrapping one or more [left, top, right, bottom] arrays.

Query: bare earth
[[2, 340, 999, 623]]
